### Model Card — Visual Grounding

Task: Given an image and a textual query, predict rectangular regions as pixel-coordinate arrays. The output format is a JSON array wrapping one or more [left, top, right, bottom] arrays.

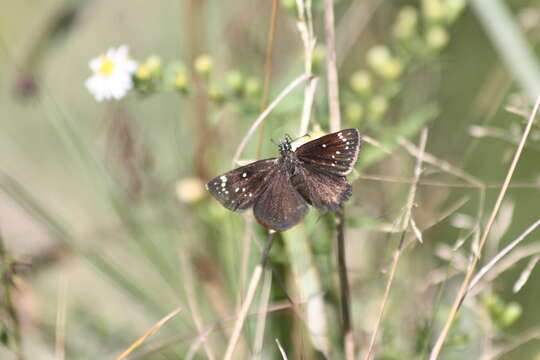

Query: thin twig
[[115, 307, 182, 360], [468, 217, 540, 291], [324, 0, 341, 132], [428, 94, 540, 360], [364, 128, 428, 360], [255, 0, 279, 159], [481, 327, 540, 360], [179, 251, 217, 360], [253, 269, 272, 359], [276, 338, 289, 359], [398, 137, 483, 187], [223, 231, 275, 360], [232, 73, 310, 166], [336, 207, 354, 359], [299, 77, 319, 136], [357, 174, 539, 189], [239, 213, 254, 310], [295, 0, 317, 136]]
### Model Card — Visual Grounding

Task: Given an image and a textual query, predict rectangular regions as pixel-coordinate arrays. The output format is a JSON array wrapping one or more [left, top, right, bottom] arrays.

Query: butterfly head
[[278, 135, 293, 156]]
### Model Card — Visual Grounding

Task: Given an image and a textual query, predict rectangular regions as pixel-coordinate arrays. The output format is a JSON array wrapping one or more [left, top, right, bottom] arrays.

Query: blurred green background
[[1, 0, 540, 359]]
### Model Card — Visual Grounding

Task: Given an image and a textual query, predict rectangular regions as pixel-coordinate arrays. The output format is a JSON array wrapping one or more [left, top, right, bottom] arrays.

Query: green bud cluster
[[483, 294, 523, 329], [342, 0, 465, 129]]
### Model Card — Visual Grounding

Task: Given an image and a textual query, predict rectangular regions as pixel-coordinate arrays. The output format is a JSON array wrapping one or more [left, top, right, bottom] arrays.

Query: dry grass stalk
[[468, 217, 540, 292], [179, 251, 217, 360], [255, 0, 280, 159], [253, 269, 273, 359], [223, 232, 275, 360], [428, 94, 540, 360], [232, 73, 310, 166], [55, 276, 68, 360], [324, 0, 341, 133], [363, 128, 428, 360], [115, 307, 182, 360]]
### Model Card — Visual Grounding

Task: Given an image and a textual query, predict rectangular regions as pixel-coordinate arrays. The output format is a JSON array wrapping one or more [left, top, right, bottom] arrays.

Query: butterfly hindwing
[[295, 128, 360, 176], [205, 158, 278, 211], [253, 166, 308, 231], [292, 163, 352, 212]]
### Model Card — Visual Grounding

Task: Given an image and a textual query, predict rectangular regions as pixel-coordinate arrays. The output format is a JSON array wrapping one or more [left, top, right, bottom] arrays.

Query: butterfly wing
[[206, 158, 278, 211], [253, 166, 308, 231], [292, 163, 352, 212], [295, 128, 360, 176]]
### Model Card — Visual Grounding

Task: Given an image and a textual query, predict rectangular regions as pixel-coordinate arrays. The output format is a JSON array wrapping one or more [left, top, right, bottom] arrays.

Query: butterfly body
[[206, 129, 360, 231]]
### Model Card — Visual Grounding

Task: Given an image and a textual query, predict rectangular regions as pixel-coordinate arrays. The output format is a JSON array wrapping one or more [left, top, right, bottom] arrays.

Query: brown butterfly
[[206, 129, 361, 231]]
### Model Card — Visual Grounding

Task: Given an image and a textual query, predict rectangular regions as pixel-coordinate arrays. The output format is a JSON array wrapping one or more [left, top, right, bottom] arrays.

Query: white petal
[[106, 47, 116, 58], [89, 57, 102, 72], [116, 45, 128, 58]]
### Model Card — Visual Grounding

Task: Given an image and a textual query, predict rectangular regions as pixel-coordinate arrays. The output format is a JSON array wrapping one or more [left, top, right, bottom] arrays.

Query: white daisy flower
[[85, 45, 137, 101]]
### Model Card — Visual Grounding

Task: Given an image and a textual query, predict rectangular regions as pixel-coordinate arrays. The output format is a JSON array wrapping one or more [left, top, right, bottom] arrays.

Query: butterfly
[[206, 129, 361, 231]]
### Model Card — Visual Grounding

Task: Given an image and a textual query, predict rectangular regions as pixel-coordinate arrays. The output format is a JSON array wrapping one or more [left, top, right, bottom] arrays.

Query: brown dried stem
[[363, 128, 428, 360], [223, 231, 275, 360], [324, 0, 341, 133], [428, 94, 540, 360]]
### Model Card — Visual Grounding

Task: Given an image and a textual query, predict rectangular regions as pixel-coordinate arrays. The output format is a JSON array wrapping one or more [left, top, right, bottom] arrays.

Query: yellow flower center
[[98, 56, 115, 77]]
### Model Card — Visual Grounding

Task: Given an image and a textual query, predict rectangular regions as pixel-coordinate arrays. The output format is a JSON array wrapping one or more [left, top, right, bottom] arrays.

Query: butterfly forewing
[[206, 158, 278, 211], [295, 128, 360, 176], [253, 166, 308, 231]]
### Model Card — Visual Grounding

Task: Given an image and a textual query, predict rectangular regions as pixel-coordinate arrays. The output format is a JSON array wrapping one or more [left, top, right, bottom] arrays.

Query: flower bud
[[136, 64, 151, 81], [445, 0, 466, 23], [500, 302, 522, 327], [245, 77, 261, 97], [349, 71, 372, 95], [367, 46, 403, 80], [426, 25, 449, 51], [174, 71, 189, 92], [146, 55, 162, 75], [194, 54, 213, 76], [422, 0, 445, 23], [226, 70, 244, 95], [176, 178, 205, 204], [393, 6, 418, 40]]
